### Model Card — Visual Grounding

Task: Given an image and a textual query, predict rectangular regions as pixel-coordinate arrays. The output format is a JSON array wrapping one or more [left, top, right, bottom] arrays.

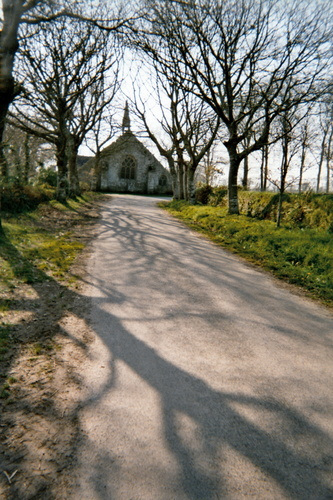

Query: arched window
[[159, 174, 167, 187], [120, 156, 136, 180]]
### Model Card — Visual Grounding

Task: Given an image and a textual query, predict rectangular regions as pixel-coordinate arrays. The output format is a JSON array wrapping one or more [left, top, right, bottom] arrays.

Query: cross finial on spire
[[122, 101, 131, 133]]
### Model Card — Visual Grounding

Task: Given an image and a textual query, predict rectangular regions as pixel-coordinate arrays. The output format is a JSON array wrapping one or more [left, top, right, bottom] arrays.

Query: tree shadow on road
[[71, 198, 333, 499], [78, 299, 333, 499], [0, 196, 332, 499]]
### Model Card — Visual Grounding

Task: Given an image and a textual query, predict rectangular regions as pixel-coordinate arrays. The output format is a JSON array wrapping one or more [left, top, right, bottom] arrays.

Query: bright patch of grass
[[49, 193, 97, 212], [0, 224, 83, 285], [0, 196, 91, 291], [23, 234, 84, 278], [162, 201, 333, 306]]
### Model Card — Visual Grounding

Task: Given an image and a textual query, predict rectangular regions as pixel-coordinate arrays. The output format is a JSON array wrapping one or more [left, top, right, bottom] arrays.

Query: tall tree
[[0, 0, 131, 232], [297, 116, 312, 193], [260, 144, 269, 192], [11, 16, 121, 199], [274, 110, 297, 226], [131, 65, 220, 200], [316, 98, 333, 192], [3, 123, 52, 183], [131, 81, 182, 199], [198, 144, 225, 187], [268, 93, 300, 226], [136, 0, 332, 213]]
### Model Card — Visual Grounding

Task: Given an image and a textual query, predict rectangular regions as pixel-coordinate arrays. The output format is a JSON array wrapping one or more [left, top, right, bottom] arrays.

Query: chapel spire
[[122, 101, 131, 133]]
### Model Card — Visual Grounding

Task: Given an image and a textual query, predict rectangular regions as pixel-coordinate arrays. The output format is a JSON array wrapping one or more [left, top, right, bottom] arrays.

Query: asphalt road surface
[[74, 194, 333, 499]]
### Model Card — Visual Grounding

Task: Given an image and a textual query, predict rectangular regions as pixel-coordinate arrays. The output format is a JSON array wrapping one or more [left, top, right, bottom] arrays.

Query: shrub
[[238, 191, 277, 219], [0, 184, 55, 213], [79, 181, 91, 192], [195, 184, 213, 204], [208, 186, 228, 206], [34, 167, 58, 187], [201, 189, 333, 231]]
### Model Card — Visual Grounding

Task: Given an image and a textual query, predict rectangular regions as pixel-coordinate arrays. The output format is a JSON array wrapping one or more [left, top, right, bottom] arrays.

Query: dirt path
[[1, 194, 333, 499]]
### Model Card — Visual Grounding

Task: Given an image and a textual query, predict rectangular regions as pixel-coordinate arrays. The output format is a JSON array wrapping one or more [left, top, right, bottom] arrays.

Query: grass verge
[[0, 195, 97, 290], [161, 200, 333, 307], [0, 193, 100, 360]]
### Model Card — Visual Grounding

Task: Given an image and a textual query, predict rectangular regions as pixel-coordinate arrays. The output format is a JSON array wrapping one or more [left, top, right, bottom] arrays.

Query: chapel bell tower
[[122, 101, 131, 133]]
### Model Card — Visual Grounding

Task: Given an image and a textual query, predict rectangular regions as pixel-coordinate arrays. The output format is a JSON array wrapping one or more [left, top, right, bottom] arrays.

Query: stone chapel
[[79, 104, 172, 195]]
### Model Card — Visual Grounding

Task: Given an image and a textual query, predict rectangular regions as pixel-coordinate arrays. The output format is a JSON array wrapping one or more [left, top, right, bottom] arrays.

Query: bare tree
[[269, 105, 300, 227], [135, 0, 332, 213], [0, 0, 133, 232], [11, 16, 121, 199], [0, 0, 129, 150], [3, 123, 52, 183], [197, 144, 224, 187], [260, 143, 269, 192], [316, 94, 333, 192], [130, 63, 220, 200], [172, 85, 221, 201], [129, 72, 179, 198], [297, 115, 314, 193]]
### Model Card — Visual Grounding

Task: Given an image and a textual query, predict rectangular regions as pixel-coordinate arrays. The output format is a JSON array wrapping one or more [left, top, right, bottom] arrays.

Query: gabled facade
[[79, 104, 172, 195]]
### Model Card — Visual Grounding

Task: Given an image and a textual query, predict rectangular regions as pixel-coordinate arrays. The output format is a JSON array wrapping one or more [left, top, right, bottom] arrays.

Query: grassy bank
[[0, 196, 95, 291], [162, 200, 333, 307], [0, 194, 99, 364]]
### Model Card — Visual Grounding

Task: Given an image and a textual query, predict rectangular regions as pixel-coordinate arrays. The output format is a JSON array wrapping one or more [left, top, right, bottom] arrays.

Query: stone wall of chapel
[[100, 143, 171, 194]]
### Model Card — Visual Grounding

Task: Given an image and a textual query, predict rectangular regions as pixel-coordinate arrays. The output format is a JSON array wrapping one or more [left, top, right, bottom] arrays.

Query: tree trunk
[[23, 132, 30, 184], [277, 142, 288, 228], [0, 2, 26, 233], [66, 133, 81, 197], [298, 141, 306, 193], [317, 131, 327, 193], [178, 162, 185, 200], [242, 156, 249, 189], [263, 144, 268, 191], [184, 166, 189, 201], [165, 156, 179, 200], [277, 162, 286, 228], [68, 147, 81, 197], [260, 144, 269, 191], [176, 143, 186, 200], [0, 0, 22, 179], [55, 139, 68, 202], [187, 168, 196, 204], [0, 103, 10, 181], [276, 189, 284, 228], [227, 147, 241, 214], [171, 171, 179, 199], [326, 129, 333, 194], [94, 152, 102, 191], [298, 122, 308, 194]]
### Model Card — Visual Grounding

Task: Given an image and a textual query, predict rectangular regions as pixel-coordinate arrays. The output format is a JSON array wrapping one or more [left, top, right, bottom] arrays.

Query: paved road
[[74, 194, 333, 499]]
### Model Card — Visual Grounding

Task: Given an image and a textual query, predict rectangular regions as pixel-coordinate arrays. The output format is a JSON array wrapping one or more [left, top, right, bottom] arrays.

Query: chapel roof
[[99, 131, 159, 161]]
